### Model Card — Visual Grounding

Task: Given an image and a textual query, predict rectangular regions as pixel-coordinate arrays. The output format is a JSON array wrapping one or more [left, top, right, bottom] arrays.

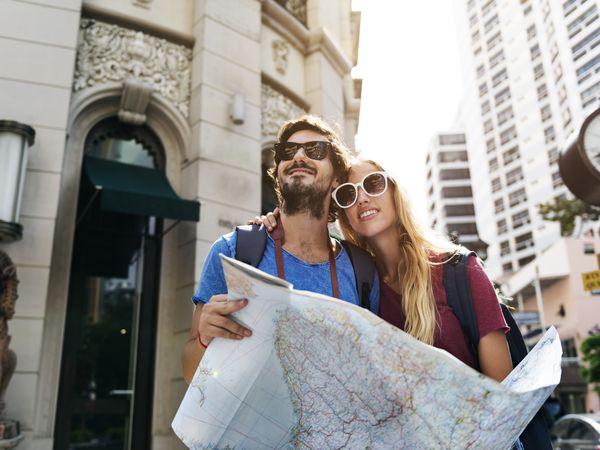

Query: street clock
[[559, 106, 600, 205]]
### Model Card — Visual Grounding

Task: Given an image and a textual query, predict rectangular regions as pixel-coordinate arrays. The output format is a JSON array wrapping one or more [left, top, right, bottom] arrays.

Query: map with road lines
[[172, 255, 561, 450]]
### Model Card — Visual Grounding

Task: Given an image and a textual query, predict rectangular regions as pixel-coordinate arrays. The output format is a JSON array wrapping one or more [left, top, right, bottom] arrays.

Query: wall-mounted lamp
[[230, 93, 245, 125], [0, 120, 35, 242]]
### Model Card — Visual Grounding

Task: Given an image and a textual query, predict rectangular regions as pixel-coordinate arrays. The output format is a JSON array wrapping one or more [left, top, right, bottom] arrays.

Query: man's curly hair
[[268, 115, 351, 222]]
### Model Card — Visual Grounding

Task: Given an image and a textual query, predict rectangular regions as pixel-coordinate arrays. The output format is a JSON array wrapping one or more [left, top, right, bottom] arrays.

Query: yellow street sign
[[582, 269, 600, 292]]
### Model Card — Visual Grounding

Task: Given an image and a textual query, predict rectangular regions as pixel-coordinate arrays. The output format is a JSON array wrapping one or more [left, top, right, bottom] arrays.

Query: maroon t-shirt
[[379, 256, 509, 369]]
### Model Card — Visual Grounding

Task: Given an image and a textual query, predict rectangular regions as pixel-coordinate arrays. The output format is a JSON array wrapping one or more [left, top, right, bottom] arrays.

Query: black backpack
[[443, 247, 553, 450], [235, 224, 376, 311]]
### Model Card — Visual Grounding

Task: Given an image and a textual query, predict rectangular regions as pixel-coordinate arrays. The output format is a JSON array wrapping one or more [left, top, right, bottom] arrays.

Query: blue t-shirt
[[192, 230, 379, 313]]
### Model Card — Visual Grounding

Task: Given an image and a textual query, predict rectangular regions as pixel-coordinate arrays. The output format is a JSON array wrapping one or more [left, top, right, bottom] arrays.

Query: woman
[[258, 159, 513, 382]]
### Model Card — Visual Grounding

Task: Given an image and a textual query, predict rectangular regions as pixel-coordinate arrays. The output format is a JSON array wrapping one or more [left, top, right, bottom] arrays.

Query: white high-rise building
[[425, 131, 488, 258], [453, 0, 600, 279]]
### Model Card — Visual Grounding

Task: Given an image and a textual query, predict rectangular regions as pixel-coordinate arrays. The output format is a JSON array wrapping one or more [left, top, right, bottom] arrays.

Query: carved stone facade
[[274, 0, 307, 26], [73, 19, 192, 117], [271, 40, 289, 75], [261, 83, 306, 141]]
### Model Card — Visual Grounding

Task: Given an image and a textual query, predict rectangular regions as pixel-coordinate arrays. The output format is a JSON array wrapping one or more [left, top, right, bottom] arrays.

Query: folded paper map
[[173, 255, 561, 450]]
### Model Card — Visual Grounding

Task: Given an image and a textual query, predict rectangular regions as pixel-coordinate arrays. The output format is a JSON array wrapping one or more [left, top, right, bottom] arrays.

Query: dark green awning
[[83, 156, 200, 222]]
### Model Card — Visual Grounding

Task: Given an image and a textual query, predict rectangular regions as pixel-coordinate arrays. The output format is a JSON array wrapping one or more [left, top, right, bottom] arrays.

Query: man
[[181, 115, 379, 383]]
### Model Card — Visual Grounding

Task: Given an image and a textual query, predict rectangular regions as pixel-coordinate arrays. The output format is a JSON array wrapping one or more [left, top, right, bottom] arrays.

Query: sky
[[352, 1, 464, 226]]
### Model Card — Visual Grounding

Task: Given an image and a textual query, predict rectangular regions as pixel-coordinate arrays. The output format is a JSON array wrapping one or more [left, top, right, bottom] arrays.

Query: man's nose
[[292, 146, 308, 161]]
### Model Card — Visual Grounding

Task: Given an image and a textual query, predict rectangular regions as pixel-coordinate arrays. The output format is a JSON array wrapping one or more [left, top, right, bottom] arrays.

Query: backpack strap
[[235, 224, 268, 267], [341, 241, 375, 312], [442, 247, 480, 370], [443, 247, 553, 449]]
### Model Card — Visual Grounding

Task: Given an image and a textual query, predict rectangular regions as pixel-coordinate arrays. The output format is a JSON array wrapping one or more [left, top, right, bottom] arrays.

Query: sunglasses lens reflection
[[364, 173, 386, 195], [275, 141, 330, 161], [336, 185, 357, 207]]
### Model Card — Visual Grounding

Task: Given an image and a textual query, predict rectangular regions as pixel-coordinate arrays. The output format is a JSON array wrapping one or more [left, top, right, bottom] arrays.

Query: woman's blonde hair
[[338, 159, 458, 345]]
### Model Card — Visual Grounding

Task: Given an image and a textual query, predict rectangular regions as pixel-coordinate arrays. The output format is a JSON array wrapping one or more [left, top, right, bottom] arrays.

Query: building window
[[506, 166, 524, 186], [484, 118, 494, 133], [577, 53, 600, 82], [530, 44, 541, 60], [479, 82, 489, 97], [470, 13, 479, 28], [500, 240, 511, 256], [515, 232, 534, 251], [486, 138, 497, 153], [482, 0, 496, 17], [477, 64, 485, 78], [497, 218, 508, 234], [503, 146, 520, 165], [442, 186, 473, 198], [491, 177, 502, 193], [512, 209, 531, 229], [558, 86, 568, 105], [440, 168, 471, 181], [541, 104, 552, 122], [572, 27, 600, 54], [502, 261, 514, 272], [552, 171, 564, 188], [500, 125, 517, 145], [567, 6, 598, 36], [537, 83, 548, 101], [509, 187, 527, 207], [487, 32, 502, 51], [527, 24, 537, 40], [554, 63, 563, 82], [563, 108, 572, 128], [494, 197, 505, 213], [438, 150, 468, 162], [438, 134, 466, 145], [481, 100, 491, 114], [544, 126, 556, 144], [490, 50, 505, 69], [489, 156, 499, 172], [484, 14, 499, 33], [495, 87, 511, 106], [492, 68, 508, 87], [548, 147, 559, 164], [472, 30, 481, 44], [581, 80, 600, 107], [497, 106, 514, 126], [444, 204, 476, 217], [534, 63, 544, 80], [523, 4, 532, 15], [518, 255, 535, 267]]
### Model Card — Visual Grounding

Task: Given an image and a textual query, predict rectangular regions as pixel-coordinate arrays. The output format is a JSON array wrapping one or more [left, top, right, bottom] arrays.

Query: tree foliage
[[537, 197, 600, 236], [580, 333, 600, 396]]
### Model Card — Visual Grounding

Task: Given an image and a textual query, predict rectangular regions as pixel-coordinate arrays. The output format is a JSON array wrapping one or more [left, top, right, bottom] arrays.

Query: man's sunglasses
[[274, 141, 332, 162], [332, 171, 395, 209]]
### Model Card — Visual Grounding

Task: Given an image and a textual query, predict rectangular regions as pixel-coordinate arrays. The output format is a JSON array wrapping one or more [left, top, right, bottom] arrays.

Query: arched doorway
[[53, 117, 197, 449]]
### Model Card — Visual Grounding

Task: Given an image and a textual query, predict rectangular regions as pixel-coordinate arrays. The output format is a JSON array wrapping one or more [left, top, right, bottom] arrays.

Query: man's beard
[[279, 173, 332, 220]]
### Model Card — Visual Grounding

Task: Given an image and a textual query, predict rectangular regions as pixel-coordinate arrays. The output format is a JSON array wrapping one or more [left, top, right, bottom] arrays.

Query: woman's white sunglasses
[[332, 171, 394, 208]]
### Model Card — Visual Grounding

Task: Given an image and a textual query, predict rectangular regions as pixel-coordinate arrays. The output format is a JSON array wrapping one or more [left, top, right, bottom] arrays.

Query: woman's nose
[[356, 186, 369, 205]]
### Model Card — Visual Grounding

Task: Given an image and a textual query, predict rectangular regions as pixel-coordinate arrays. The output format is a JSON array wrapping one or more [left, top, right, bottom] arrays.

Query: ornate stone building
[[0, 0, 361, 448]]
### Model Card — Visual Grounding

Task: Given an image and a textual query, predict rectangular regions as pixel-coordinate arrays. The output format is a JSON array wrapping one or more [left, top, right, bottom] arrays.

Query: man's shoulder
[[208, 230, 237, 259]]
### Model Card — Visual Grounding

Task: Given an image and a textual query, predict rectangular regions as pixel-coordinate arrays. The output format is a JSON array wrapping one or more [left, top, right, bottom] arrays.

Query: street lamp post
[[0, 121, 35, 242]]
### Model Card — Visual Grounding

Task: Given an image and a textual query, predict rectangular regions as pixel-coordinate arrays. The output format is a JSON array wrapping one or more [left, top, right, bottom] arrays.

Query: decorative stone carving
[[261, 83, 306, 140], [274, 0, 307, 26], [0, 250, 22, 447], [272, 40, 289, 75], [74, 19, 192, 118], [118, 79, 154, 125]]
